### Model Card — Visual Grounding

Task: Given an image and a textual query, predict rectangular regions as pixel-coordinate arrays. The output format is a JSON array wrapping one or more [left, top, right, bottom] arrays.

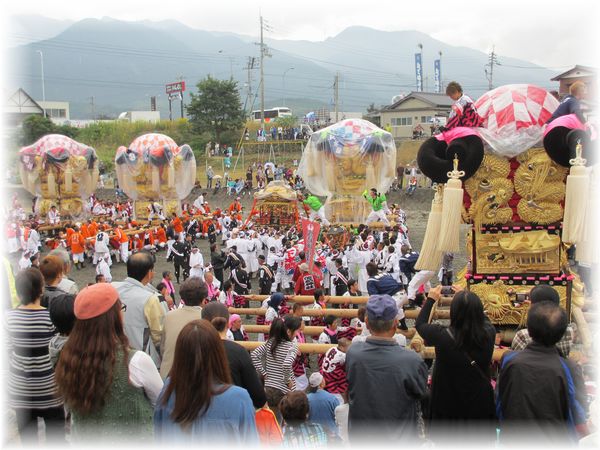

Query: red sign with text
[[165, 81, 186, 94]]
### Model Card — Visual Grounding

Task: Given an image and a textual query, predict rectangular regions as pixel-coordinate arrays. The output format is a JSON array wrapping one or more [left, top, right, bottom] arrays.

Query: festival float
[[415, 84, 595, 347], [114, 133, 196, 219], [297, 119, 396, 224], [18, 134, 99, 218], [245, 180, 300, 227]]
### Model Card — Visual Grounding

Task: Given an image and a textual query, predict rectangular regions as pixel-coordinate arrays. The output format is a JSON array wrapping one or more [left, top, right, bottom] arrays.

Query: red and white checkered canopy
[[128, 133, 179, 156], [475, 84, 558, 133], [20, 134, 92, 158], [474, 84, 559, 157]]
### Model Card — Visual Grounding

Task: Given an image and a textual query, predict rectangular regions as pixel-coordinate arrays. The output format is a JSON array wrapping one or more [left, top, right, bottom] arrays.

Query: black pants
[[441, 270, 453, 286], [173, 261, 184, 282], [259, 283, 273, 295], [214, 268, 224, 284], [15, 406, 66, 444]]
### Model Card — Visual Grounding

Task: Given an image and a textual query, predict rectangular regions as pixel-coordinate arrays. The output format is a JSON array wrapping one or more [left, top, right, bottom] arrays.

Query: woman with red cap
[[54, 283, 163, 443]]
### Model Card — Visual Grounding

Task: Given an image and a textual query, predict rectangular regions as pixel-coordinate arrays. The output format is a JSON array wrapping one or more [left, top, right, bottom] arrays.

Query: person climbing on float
[[363, 188, 390, 226], [543, 81, 596, 167], [297, 192, 330, 226], [442, 81, 483, 131]]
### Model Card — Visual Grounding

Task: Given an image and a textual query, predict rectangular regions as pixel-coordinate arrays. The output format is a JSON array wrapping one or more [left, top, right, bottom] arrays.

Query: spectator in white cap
[[306, 372, 341, 440]]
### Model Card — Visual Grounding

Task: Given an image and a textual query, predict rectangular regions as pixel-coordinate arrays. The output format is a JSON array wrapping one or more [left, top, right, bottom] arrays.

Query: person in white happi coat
[[407, 269, 436, 303], [235, 231, 251, 269], [188, 247, 204, 279], [147, 202, 165, 221], [18, 251, 32, 270], [384, 245, 401, 282], [96, 254, 113, 282], [94, 230, 112, 265], [248, 231, 262, 275], [92, 200, 107, 215], [47, 205, 60, 225], [193, 193, 205, 213], [26, 224, 41, 256], [350, 241, 372, 295]]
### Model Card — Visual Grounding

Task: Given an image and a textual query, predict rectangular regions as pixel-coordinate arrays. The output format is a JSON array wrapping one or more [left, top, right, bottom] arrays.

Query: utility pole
[[177, 75, 185, 119], [36, 50, 45, 116], [257, 15, 272, 132], [334, 72, 339, 122], [485, 46, 499, 90], [90, 96, 95, 120], [260, 15, 265, 131], [243, 56, 255, 114]]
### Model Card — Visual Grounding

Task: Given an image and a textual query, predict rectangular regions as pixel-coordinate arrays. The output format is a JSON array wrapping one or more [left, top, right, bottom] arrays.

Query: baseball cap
[[309, 372, 324, 388], [366, 294, 398, 321]]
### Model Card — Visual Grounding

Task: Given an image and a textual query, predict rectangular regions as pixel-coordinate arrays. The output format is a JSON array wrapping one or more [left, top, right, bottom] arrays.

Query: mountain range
[[6, 15, 559, 119]]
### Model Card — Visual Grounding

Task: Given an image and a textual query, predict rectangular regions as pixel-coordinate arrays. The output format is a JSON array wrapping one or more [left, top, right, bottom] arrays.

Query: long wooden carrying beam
[[243, 294, 454, 306], [235, 341, 582, 362], [227, 307, 450, 320], [242, 324, 417, 339]]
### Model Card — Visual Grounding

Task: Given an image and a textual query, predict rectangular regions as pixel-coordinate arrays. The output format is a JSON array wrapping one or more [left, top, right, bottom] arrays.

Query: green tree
[[186, 76, 245, 143], [20, 114, 56, 145], [274, 115, 298, 129]]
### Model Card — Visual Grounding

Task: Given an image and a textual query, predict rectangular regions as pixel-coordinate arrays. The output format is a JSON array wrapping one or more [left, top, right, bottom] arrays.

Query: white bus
[[251, 107, 292, 122]]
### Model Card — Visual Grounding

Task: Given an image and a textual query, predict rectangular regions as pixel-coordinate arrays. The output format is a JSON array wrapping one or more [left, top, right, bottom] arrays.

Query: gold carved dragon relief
[[514, 148, 567, 224], [465, 153, 513, 227], [469, 281, 568, 325]]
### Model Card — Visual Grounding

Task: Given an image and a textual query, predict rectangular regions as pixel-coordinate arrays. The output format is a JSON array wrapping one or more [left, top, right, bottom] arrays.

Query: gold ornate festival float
[[416, 84, 595, 332], [246, 180, 300, 226], [19, 134, 99, 218], [114, 133, 196, 220]]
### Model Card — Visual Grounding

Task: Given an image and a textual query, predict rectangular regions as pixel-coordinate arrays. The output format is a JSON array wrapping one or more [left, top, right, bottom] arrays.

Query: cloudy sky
[[3, 0, 599, 69]]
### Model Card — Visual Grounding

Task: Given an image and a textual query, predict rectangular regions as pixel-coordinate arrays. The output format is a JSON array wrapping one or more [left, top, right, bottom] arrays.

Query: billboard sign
[[165, 81, 186, 95]]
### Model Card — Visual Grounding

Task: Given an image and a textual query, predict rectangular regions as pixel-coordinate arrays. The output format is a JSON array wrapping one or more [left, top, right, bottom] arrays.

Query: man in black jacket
[[333, 258, 349, 296], [224, 245, 246, 271], [496, 301, 588, 445], [257, 255, 274, 295], [210, 243, 227, 284], [171, 234, 188, 283], [230, 260, 250, 295]]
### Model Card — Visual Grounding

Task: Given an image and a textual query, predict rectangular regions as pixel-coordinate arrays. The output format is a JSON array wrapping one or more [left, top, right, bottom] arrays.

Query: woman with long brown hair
[[54, 283, 163, 442], [153, 320, 258, 443]]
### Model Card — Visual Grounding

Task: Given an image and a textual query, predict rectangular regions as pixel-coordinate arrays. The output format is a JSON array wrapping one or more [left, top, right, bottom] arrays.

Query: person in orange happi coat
[[87, 219, 98, 237], [172, 213, 184, 239], [131, 233, 144, 253], [228, 197, 242, 215], [64, 224, 75, 250], [114, 225, 130, 263], [156, 224, 167, 250], [80, 222, 90, 239], [70, 226, 86, 269]]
